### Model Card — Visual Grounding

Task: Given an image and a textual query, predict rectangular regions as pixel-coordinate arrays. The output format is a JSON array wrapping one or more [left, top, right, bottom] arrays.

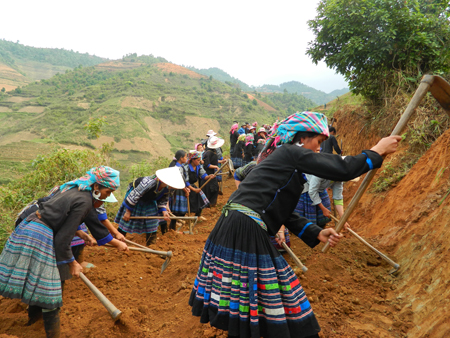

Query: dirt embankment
[[334, 107, 450, 338]]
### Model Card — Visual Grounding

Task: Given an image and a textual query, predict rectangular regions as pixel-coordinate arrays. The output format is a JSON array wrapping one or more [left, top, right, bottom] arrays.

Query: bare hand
[[115, 232, 126, 242], [123, 209, 131, 222], [184, 187, 190, 197], [275, 232, 285, 246], [116, 241, 129, 252], [84, 236, 97, 247], [162, 211, 171, 223], [370, 136, 402, 156], [69, 261, 83, 278], [317, 228, 343, 247]]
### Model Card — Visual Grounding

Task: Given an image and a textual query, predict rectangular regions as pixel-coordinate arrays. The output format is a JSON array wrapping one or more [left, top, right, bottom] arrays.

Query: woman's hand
[[109, 238, 129, 252], [194, 187, 202, 193], [114, 231, 126, 242], [123, 209, 131, 222], [319, 203, 331, 218], [370, 136, 402, 156], [69, 260, 83, 278], [162, 210, 171, 223], [84, 235, 97, 247], [317, 228, 343, 247], [184, 187, 190, 197], [275, 231, 285, 246]]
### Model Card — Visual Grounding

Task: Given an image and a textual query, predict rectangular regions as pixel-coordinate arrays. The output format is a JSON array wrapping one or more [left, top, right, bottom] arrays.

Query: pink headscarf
[[229, 123, 239, 134]]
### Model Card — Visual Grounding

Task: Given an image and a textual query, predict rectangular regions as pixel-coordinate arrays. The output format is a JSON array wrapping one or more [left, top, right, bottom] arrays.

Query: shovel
[[323, 75, 450, 254]]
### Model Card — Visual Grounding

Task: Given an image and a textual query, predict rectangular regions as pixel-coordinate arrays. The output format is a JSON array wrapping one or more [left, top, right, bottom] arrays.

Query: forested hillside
[[187, 66, 252, 91], [255, 80, 349, 105], [0, 59, 307, 184]]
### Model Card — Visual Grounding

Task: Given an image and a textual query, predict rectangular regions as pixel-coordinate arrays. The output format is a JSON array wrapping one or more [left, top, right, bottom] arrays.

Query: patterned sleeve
[[123, 176, 157, 211], [96, 205, 108, 221], [157, 191, 171, 212]]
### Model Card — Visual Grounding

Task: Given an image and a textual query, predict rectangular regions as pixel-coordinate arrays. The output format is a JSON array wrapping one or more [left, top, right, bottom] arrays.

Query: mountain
[[0, 39, 107, 91], [186, 66, 252, 91], [255, 81, 349, 105], [0, 56, 286, 184]]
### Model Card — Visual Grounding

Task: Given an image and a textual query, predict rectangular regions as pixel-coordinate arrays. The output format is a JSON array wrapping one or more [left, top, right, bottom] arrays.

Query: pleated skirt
[[294, 191, 331, 227], [189, 210, 320, 338], [115, 187, 159, 234], [0, 215, 63, 309]]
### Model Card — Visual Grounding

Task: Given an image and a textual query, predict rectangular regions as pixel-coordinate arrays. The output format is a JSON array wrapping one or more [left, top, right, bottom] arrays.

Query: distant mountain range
[[186, 67, 348, 105]]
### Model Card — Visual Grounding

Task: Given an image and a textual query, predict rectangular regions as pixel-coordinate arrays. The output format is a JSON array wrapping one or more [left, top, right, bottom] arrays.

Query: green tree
[[84, 116, 108, 139], [307, 0, 450, 101], [1, 88, 5, 93]]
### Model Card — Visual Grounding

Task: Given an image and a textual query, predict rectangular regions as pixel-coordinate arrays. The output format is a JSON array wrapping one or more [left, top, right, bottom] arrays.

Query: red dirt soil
[[154, 63, 206, 80], [2, 109, 450, 337]]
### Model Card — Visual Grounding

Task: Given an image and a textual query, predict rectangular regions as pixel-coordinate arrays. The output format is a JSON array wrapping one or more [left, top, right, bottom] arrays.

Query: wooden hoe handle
[[79, 272, 122, 321]]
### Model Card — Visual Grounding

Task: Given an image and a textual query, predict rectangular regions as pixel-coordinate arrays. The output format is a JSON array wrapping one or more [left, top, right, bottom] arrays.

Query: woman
[[168, 150, 191, 231], [0, 166, 127, 338], [115, 167, 185, 245], [296, 172, 346, 228], [189, 111, 400, 338], [201, 136, 224, 207], [255, 127, 268, 144], [243, 133, 255, 166], [233, 134, 245, 169], [186, 151, 212, 216], [229, 123, 239, 160]]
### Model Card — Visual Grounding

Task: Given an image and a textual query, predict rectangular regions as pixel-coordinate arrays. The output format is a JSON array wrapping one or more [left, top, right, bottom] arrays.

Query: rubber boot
[[160, 221, 168, 235], [146, 232, 157, 246], [169, 219, 177, 231], [26, 305, 42, 326], [43, 308, 60, 338]]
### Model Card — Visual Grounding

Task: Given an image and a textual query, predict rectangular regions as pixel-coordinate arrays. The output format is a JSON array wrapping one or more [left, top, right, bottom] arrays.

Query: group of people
[[0, 110, 401, 338], [230, 121, 272, 169]]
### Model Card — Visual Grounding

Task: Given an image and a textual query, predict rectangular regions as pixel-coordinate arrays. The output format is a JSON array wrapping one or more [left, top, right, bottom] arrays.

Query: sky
[[0, 0, 348, 93]]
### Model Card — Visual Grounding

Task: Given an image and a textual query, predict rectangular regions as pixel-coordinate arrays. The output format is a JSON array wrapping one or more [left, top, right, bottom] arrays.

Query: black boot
[[26, 305, 42, 326], [43, 308, 60, 338], [160, 221, 168, 234], [145, 232, 157, 246], [169, 219, 177, 231]]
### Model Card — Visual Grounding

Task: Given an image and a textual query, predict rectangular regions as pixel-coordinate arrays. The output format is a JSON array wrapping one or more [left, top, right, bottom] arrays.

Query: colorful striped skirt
[[294, 191, 331, 228], [0, 215, 63, 309], [201, 177, 219, 207], [169, 189, 188, 214], [115, 187, 159, 234], [189, 210, 320, 338], [232, 157, 243, 169], [269, 228, 291, 252]]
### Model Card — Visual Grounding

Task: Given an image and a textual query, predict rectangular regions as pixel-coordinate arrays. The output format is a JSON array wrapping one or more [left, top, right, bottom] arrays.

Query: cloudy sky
[[0, 0, 348, 93]]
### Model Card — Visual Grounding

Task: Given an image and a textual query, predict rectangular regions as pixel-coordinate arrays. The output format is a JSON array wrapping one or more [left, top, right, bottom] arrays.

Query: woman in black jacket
[[189, 111, 401, 338]]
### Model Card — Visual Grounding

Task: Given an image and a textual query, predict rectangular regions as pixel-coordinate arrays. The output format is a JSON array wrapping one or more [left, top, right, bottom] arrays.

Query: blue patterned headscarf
[[274, 111, 329, 145], [257, 112, 329, 164], [60, 166, 120, 193]]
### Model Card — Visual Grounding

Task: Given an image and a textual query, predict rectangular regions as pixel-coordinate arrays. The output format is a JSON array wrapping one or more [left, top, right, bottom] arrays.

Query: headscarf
[[229, 123, 239, 134], [252, 122, 258, 127], [60, 166, 120, 193], [257, 111, 329, 164], [188, 151, 202, 162], [194, 143, 203, 151], [237, 134, 246, 143], [245, 133, 254, 146]]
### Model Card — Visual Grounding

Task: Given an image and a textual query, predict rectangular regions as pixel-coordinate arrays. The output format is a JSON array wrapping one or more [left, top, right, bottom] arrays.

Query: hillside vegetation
[[255, 81, 349, 105], [0, 39, 107, 91], [0, 56, 315, 185]]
